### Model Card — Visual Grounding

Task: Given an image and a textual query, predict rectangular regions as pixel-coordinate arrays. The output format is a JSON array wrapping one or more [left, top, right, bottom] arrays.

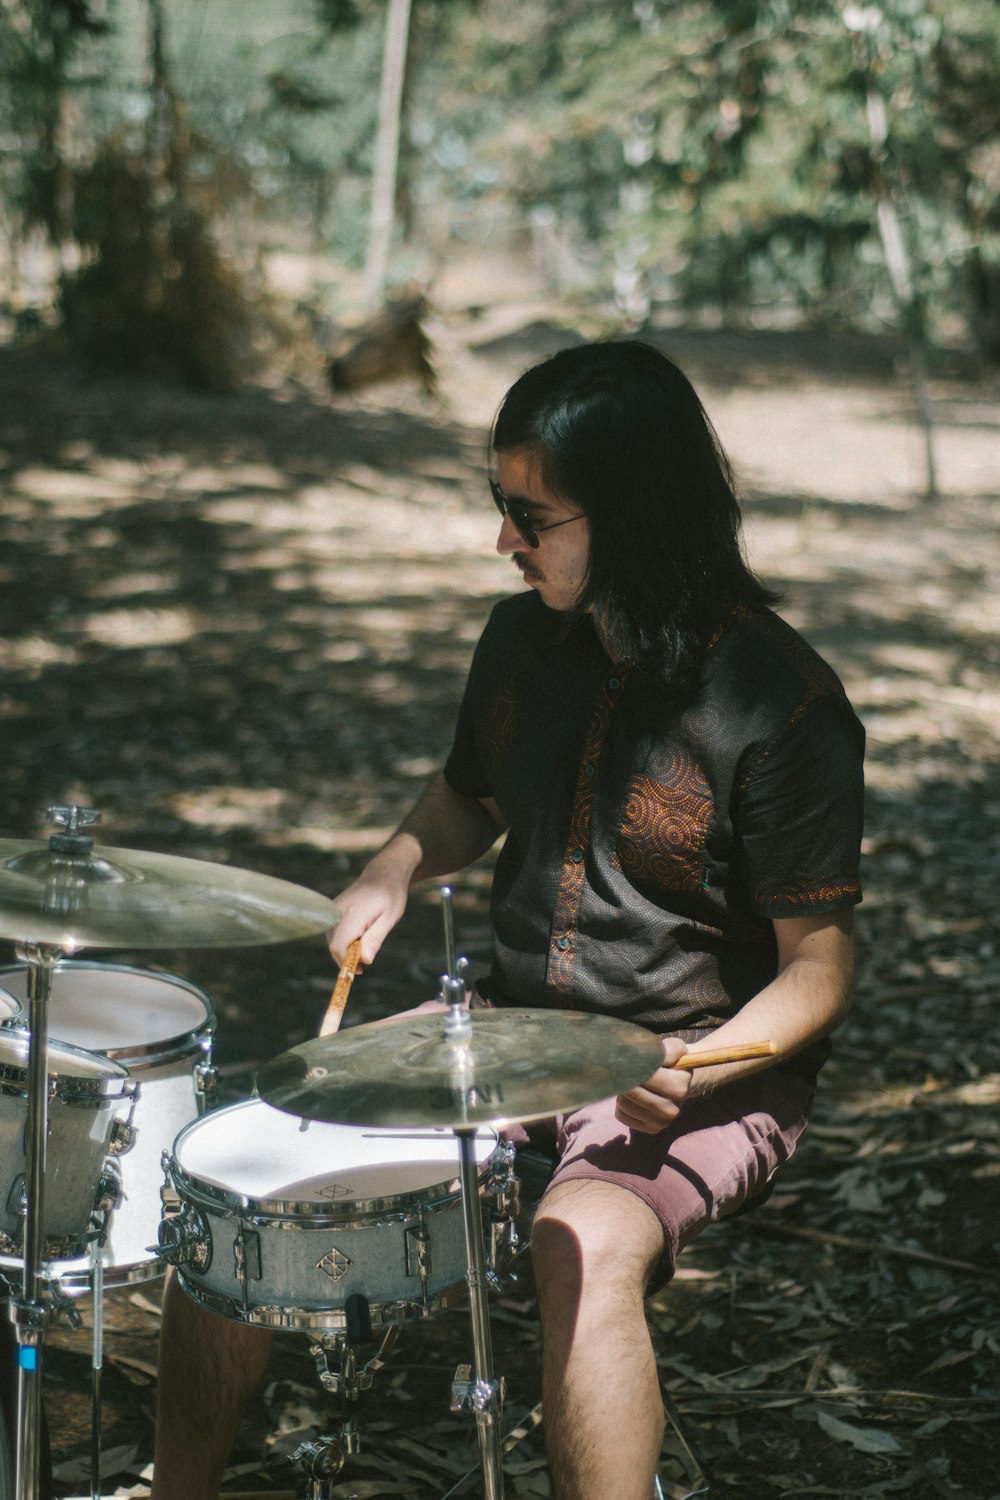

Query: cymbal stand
[[10, 807, 103, 1500], [10, 940, 59, 1500], [438, 887, 506, 1500], [89, 1243, 105, 1500], [451, 1125, 506, 1500]]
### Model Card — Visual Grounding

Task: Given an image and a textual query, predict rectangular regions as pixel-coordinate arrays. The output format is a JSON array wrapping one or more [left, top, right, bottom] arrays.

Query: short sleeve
[[734, 695, 865, 919]]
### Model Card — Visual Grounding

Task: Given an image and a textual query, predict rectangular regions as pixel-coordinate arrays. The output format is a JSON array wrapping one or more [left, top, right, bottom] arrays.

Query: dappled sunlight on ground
[[0, 318, 998, 1496]]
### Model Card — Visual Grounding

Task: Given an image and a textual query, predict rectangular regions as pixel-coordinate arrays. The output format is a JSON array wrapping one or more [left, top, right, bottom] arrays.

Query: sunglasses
[[490, 479, 585, 549]]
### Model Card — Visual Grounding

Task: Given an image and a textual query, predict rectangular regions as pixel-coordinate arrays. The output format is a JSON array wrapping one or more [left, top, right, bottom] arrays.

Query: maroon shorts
[[505, 1067, 814, 1282], [391, 997, 813, 1281]]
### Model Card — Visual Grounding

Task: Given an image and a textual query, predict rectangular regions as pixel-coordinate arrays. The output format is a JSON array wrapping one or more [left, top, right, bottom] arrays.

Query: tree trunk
[[363, 0, 413, 311], [864, 83, 939, 503]]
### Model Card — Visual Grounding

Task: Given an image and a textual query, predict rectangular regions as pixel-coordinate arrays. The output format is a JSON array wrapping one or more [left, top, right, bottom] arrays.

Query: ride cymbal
[[255, 1007, 665, 1129], [0, 839, 340, 951]]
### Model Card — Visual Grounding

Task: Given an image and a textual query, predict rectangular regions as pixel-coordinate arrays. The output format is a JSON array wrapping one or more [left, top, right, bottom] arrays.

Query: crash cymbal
[[0, 839, 340, 951], [255, 1008, 665, 1129]]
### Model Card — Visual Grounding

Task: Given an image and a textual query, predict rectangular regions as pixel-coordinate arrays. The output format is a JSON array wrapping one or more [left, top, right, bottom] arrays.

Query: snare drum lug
[[234, 1225, 262, 1288], [108, 1079, 140, 1155], [107, 1118, 136, 1157], [194, 1060, 218, 1108], [93, 1165, 123, 1216], [404, 1222, 431, 1284]]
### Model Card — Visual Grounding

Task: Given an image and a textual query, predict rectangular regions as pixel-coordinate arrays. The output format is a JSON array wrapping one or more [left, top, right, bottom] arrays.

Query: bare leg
[[531, 1179, 665, 1500], [150, 1270, 273, 1500]]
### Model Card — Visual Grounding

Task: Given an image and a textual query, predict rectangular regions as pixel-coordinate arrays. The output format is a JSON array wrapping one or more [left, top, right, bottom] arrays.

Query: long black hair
[[491, 339, 779, 696]]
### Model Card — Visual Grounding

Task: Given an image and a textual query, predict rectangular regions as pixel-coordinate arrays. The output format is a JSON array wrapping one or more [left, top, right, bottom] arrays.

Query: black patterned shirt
[[444, 593, 864, 1049]]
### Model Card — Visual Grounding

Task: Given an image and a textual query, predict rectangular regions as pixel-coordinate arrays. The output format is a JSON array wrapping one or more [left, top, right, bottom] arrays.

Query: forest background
[[0, 3, 998, 1498]]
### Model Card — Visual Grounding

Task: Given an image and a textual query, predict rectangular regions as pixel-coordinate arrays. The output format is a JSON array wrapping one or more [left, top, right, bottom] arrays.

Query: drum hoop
[[0, 1252, 165, 1292], [0, 963, 216, 1065], [90, 1024, 215, 1070], [171, 1159, 491, 1225], [169, 1105, 498, 1223], [175, 1273, 466, 1331], [0, 1030, 130, 1101]]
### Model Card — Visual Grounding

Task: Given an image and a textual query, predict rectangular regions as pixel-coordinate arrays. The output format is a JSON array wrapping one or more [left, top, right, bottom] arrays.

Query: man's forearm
[[683, 910, 854, 1096], [369, 771, 504, 890], [328, 773, 504, 966]]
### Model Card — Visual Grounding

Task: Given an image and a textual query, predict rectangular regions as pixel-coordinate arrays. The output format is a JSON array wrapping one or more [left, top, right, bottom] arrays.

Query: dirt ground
[[0, 291, 998, 1499]]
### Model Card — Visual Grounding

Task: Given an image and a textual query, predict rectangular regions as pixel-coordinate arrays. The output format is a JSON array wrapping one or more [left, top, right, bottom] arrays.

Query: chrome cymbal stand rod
[[453, 1126, 505, 1500], [90, 1243, 104, 1500], [11, 941, 58, 1500], [438, 886, 504, 1496], [438, 885, 469, 1037]]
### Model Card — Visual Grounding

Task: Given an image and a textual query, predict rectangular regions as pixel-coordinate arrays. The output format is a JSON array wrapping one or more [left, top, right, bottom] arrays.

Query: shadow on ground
[[0, 326, 997, 1498]]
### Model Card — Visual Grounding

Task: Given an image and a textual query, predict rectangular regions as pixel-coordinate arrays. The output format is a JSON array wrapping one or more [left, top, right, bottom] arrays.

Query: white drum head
[[0, 963, 211, 1057], [0, 989, 20, 1027], [175, 1098, 495, 1206]]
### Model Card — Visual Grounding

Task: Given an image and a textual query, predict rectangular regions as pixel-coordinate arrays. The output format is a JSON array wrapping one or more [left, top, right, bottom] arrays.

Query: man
[[151, 340, 863, 1500]]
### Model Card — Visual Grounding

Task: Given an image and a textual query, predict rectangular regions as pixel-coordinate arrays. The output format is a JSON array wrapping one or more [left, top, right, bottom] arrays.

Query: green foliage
[[3, 0, 998, 365], [429, 0, 1000, 353], [59, 133, 261, 389], [314, 0, 366, 28], [0, 0, 109, 240]]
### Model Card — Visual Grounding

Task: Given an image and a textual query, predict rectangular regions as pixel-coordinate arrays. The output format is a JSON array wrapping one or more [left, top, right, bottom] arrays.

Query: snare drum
[[0, 961, 215, 1288], [160, 1098, 499, 1331], [0, 1028, 133, 1260]]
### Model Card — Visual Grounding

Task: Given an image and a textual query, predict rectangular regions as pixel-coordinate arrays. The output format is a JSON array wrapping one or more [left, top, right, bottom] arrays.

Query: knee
[[530, 1184, 662, 1311], [530, 1209, 586, 1304]]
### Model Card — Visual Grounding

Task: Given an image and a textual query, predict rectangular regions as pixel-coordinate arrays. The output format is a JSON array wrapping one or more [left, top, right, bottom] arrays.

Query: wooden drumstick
[[673, 1041, 776, 1070], [320, 937, 363, 1037]]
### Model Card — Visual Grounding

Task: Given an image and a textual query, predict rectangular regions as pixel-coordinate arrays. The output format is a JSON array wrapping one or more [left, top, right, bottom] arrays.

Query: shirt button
[[607, 676, 621, 691], [584, 762, 597, 779], [570, 848, 584, 863], [555, 935, 572, 951]]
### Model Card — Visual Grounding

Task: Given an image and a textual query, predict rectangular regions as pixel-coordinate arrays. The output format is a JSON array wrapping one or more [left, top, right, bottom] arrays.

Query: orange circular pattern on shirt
[[618, 753, 712, 895]]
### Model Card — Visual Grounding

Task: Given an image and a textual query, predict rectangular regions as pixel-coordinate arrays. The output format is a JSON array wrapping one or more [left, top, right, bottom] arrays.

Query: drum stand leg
[[451, 1127, 505, 1500], [11, 943, 59, 1500], [439, 1403, 543, 1500], [656, 1389, 710, 1499]]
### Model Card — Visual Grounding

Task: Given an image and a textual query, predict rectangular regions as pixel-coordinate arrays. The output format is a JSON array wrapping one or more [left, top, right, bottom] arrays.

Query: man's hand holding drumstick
[[616, 1038, 777, 1134]]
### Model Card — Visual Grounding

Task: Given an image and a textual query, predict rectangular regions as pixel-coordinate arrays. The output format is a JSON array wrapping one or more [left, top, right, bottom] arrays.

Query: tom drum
[[0, 1027, 134, 1260], [0, 961, 215, 1288]]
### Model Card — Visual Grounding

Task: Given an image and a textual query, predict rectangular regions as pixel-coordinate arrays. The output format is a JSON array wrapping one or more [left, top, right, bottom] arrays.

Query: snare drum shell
[[166, 1099, 496, 1331], [0, 1029, 131, 1254], [0, 962, 215, 1287]]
